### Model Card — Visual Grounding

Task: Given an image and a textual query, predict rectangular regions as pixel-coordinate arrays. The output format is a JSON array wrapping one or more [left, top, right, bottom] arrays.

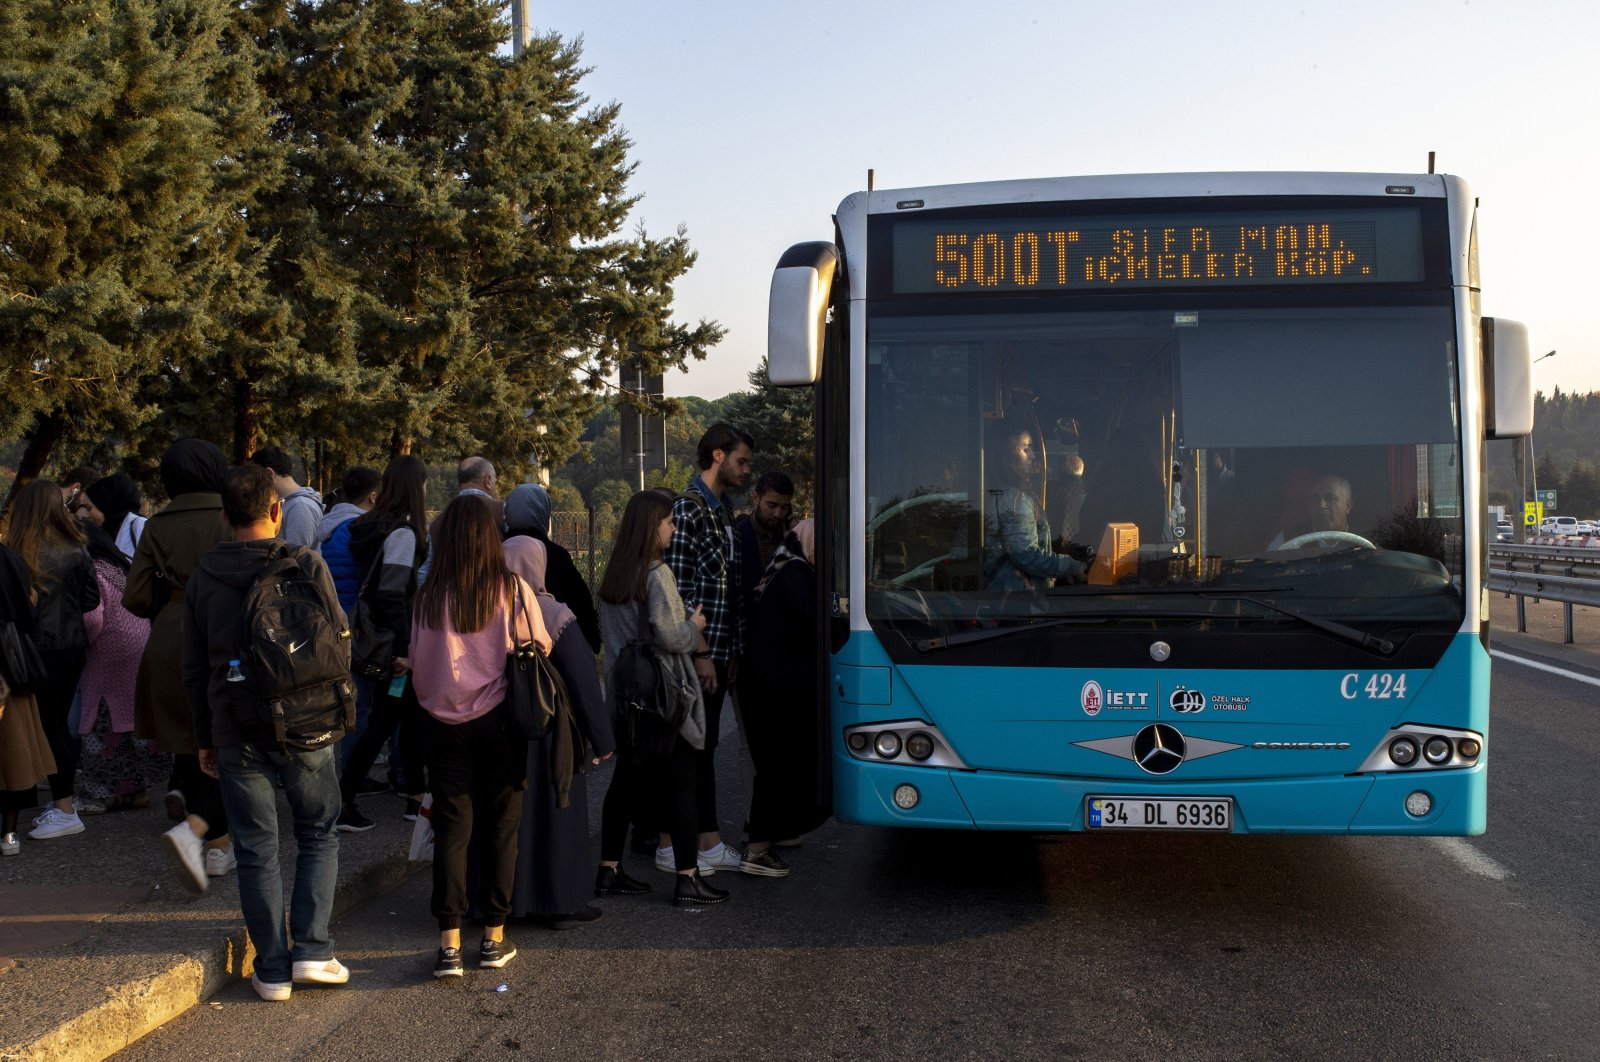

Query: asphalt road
[[117, 646, 1600, 1062]]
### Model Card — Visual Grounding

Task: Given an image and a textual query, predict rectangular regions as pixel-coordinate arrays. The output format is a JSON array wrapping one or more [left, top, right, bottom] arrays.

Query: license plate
[[1087, 797, 1232, 831]]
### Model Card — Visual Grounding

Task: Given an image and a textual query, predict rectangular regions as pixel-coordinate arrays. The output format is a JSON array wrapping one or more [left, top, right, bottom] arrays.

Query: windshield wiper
[[913, 617, 1101, 652], [1198, 591, 1395, 655]]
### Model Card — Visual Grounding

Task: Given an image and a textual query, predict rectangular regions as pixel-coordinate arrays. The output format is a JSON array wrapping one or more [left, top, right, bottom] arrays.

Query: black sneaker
[[336, 804, 376, 833], [478, 937, 517, 969], [355, 776, 391, 796], [595, 865, 652, 896], [549, 905, 604, 930], [433, 947, 464, 978], [740, 848, 791, 877], [673, 872, 730, 906], [402, 798, 423, 822]]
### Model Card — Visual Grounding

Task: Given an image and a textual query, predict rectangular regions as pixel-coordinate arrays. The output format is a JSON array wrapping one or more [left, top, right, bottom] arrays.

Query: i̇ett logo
[[1081, 680, 1103, 717]]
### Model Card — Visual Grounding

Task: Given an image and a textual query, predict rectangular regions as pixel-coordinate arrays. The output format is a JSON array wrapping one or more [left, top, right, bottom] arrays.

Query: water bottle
[[226, 659, 246, 683]]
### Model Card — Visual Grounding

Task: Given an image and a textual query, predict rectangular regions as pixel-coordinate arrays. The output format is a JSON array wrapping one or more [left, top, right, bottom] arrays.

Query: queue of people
[[0, 422, 826, 999]]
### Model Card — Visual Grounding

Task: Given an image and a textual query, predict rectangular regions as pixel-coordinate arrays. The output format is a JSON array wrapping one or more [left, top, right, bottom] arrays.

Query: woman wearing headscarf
[[503, 484, 601, 653], [76, 520, 166, 813], [734, 518, 830, 862], [125, 439, 236, 883], [502, 537, 615, 926], [0, 542, 57, 857], [77, 474, 146, 560]]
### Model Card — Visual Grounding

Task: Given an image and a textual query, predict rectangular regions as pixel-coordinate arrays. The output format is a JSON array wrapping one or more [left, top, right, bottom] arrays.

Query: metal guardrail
[[1488, 544, 1600, 642]]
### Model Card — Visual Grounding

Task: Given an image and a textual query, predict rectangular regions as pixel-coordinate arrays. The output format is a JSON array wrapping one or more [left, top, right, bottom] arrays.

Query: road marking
[[1491, 649, 1600, 690], [1425, 836, 1513, 881]]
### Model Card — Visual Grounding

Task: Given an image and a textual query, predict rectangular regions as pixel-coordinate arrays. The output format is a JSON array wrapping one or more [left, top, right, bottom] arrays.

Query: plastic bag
[[407, 793, 434, 862]]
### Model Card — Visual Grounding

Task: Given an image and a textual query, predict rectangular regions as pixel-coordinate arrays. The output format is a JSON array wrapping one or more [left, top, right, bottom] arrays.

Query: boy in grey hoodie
[[249, 443, 323, 551]]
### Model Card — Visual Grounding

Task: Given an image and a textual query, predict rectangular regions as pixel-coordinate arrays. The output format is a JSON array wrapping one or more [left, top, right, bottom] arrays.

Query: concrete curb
[[1, 846, 425, 1062]]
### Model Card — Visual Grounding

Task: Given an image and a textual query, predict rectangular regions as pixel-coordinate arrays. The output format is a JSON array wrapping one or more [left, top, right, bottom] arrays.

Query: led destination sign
[[890, 207, 1425, 294]]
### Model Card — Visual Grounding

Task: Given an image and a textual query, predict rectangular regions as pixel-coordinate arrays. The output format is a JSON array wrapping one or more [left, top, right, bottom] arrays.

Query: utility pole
[[510, 0, 531, 57]]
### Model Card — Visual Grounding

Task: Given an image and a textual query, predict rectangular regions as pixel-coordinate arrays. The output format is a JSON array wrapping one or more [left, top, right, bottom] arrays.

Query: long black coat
[[736, 558, 831, 841], [508, 626, 615, 917]]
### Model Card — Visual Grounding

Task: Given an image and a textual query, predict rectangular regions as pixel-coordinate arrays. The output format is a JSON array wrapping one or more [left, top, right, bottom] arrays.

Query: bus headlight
[[1404, 791, 1433, 817], [874, 732, 902, 759], [1389, 737, 1419, 766], [905, 732, 935, 761], [1422, 737, 1452, 765], [1457, 737, 1481, 760], [893, 784, 920, 810]]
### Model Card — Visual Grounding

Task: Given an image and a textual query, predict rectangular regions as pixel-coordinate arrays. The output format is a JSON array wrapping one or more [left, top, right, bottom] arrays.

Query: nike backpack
[[238, 545, 355, 752]]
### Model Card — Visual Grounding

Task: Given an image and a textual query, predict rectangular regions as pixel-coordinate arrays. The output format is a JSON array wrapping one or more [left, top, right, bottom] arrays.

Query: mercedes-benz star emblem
[[1132, 723, 1187, 775]]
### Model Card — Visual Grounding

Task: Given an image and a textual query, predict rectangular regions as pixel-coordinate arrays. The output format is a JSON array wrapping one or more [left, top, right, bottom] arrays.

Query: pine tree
[[722, 358, 816, 503], [259, 0, 721, 477], [0, 0, 260, 509]]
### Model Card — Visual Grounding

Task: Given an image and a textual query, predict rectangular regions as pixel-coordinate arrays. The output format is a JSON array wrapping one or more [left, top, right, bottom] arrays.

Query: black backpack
[[610, 601, 682, 764], [237, 545, 355, 752]]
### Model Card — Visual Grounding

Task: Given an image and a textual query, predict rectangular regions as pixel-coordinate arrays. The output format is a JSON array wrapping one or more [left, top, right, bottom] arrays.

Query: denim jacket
[[982, 487, 1083, 590]]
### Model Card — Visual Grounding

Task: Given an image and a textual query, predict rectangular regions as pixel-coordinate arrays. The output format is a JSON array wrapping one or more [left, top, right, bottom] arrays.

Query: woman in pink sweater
[[76, 522, 166, 813], [410, 496, 548, 980]]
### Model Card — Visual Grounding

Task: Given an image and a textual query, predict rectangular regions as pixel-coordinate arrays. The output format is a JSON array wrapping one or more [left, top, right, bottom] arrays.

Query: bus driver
[[982, 418, 1086, 591]]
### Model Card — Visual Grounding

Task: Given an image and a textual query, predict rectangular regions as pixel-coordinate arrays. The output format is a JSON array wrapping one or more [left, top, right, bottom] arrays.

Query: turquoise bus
[[768, 172, 1532, 834]]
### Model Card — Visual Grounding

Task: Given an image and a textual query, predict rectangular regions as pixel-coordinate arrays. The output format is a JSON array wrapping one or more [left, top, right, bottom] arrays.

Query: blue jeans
[[338, 676, 375, 769], [216, 742, 341, 983]]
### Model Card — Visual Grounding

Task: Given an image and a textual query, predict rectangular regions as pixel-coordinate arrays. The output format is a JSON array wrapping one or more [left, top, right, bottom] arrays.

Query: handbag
[[504, 580, 568, 740], [349, 549, 395, 681], [0, 620, 48, 693]]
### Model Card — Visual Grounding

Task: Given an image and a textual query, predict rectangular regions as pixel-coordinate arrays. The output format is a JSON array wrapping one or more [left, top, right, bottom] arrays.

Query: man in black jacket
[[175, 464, 351, 1003]]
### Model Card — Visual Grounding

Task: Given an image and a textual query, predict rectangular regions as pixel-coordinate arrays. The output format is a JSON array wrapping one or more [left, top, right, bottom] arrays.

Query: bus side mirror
[[768, 241, 838, 386], [1483, 317, 1532, 439]]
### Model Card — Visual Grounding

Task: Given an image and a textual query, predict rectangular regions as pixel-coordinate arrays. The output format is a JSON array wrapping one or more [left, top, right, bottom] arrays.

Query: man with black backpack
[[178, 464, 355, 1002]]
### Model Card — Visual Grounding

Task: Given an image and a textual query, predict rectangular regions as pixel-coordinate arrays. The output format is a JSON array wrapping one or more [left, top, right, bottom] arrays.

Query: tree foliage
[[1, 0, 721, 507]]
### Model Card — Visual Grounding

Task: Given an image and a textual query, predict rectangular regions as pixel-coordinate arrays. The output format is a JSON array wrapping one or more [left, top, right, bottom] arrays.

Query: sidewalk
[[0, 780, 422, 1062]]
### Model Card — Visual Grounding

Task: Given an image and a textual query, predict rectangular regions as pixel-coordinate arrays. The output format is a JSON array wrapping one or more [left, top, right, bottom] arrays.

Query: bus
[[767, 172, 1532, 835]]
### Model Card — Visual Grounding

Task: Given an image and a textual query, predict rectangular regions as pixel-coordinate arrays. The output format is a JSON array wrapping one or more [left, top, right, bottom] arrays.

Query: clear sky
[[532, 0, 1598, 400]]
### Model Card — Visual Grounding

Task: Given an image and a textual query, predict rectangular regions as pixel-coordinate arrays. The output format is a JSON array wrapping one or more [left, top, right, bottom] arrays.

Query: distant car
[[1573, 521, 1597, 535], [1541, 515, 1579, 535], [1496, 520, 1514, 543]]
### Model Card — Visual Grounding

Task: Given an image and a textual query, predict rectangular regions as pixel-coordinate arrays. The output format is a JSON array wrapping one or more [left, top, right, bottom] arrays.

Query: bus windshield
[[864, 303, 1465, 640]]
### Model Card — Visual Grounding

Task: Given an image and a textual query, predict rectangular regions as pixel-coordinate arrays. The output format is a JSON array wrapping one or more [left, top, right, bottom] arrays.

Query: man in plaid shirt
[[662, 423, 754, 876]]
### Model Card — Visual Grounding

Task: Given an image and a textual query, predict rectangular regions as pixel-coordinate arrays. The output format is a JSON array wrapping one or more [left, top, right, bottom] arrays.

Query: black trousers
[[36, 648, 86, 803], [171, 752, 230, 840], [426, 704, 526, 931], [693, 662, 730, 834], [600, 737, 699, 870], [341, 676, 426, 803]]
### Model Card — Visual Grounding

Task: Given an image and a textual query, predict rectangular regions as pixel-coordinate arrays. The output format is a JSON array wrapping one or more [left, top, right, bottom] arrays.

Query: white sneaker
[[654, 845, 720, 876], [292, 957, 349, 985], [698, 842, 744, 873], [161, 823, 208, 893], [251, 973, 292, 1002], [205, 845, 237, 877], [28, 806, 85, 839], [1, 832, 19, 856]]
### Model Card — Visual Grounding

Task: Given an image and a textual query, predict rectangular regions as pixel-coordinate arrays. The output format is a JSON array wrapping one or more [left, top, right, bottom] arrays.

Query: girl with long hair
[[339, 455, 430, 830], [0, 541, 57, 856], [410, 495, 550, 978], [3, 479, 100, 840], [982, 417, 1084, 591], [595, 489, 723, 905]]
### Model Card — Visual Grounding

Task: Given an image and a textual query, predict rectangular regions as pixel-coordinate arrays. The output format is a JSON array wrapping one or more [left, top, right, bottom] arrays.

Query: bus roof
[[852, 172, 1456, 217]]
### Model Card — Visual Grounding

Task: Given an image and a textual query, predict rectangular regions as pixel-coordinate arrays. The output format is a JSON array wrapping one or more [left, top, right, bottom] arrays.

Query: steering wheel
[[1275, 530, 1375, 550]]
